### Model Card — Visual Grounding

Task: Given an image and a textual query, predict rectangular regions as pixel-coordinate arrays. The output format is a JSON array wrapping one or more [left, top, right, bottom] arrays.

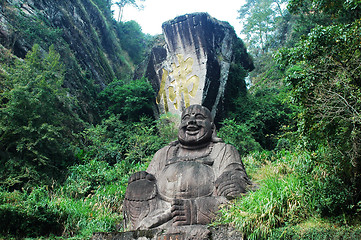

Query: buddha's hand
[[128, 171, 156, 184], [171, 199, 193, 226], [171, 197, 224, 226], [215, 170, 249, 199]]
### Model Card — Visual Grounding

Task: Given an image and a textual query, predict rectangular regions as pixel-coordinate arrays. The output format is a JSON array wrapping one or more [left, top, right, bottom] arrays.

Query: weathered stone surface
[[92, 225, 244, 240], [0, 0, 129, 87], [0, 0, 133, 121], [146, 12, 253, 120], [122, 105, 252, 236]]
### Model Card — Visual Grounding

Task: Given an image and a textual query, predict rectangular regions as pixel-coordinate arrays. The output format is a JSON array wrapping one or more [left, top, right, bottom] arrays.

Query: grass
[[0, 159, 148, 239], [0, 125, 359, 240], [213, 149, 361, 240], [269, 217, 361, 240]]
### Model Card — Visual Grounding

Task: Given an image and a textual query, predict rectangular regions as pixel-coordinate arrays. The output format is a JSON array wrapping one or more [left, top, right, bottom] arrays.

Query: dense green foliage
[[98, 78, 154, 120], [277, 20, 361, 211], [115, 20, 150, 64], [0, 104, 167, 238], [0, 45, 81, 190], [214, 0, 361, 239], [1, 0, 361, 239], [239, 0, 288, 53], [78, 115, 166, 165], [1, 0, 153, 124], [222, 87, 296, 151], [215, 148, 360, 239], [0, 7, 156, 238], [0, 152, 148, 238]]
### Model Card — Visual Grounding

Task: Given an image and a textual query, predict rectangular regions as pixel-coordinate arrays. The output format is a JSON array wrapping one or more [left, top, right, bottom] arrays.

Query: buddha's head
[[178, 105, 214, 147]]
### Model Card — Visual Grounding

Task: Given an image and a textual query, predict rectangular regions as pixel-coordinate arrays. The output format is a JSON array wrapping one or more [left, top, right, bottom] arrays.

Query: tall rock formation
[[146, 12, 254, 121]]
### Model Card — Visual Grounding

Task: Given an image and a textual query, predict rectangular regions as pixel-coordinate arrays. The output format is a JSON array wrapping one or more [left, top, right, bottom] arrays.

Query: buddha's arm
[[214, 144, 252, 199], [215, 169, 250, 199]]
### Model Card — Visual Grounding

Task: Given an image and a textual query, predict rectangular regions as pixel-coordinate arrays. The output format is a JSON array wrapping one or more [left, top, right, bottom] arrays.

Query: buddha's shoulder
[[154, 141, 178, 155], [212, 141, 237, 151]]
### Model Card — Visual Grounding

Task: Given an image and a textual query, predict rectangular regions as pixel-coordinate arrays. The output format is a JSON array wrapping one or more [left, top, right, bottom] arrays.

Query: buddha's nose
[[188, 115, 196, 124]]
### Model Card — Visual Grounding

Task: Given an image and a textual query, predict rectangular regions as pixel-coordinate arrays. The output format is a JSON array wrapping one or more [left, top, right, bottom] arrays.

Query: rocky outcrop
[[146, 12, 253, 121], [0, 0, 133, 121]]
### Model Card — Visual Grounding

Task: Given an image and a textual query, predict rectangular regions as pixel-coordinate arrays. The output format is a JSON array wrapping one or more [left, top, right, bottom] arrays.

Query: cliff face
[[0, 0, 133, 121], [146, 13, 254, 121]]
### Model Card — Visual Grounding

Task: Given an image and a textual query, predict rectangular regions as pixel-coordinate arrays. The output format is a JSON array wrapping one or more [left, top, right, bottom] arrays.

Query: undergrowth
[[213, 149, 361, 240], [0, 115, 170, 239], [0, 159, 148, 239]]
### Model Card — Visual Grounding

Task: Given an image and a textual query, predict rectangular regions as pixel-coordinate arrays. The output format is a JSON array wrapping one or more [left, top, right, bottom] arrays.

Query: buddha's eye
[[195, 114, 206, 120], [182, 114, 190, 121]]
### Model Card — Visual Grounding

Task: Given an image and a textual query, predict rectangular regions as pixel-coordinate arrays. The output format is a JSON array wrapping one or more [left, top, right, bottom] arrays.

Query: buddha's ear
[[211, 122, 216, 134], [211, 123, 223, 143]]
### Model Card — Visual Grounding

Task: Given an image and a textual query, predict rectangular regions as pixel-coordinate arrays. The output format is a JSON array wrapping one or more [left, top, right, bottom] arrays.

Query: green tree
[[115, 20, 149, 64], [0, 45, 81, 189], [288, 0, 361, 24], [277, 17, 361, 213], [77, 115, 166, 165], [224, 86, 296, 151], [239, 0, 288, 54], [98, 77, 154, 121], [113, 0, 145, 22]]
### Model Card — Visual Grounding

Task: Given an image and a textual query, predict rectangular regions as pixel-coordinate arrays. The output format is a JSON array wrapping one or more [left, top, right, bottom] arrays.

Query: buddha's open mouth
[[186, 125, 200, 135]]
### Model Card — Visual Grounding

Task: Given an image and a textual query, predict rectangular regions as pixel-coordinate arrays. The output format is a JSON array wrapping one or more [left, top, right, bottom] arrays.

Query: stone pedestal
[[92, 225, 243, 240]]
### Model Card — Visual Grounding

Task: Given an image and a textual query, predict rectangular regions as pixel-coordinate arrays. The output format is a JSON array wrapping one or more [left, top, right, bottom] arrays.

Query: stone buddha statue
[[123, 105, 251, 230]]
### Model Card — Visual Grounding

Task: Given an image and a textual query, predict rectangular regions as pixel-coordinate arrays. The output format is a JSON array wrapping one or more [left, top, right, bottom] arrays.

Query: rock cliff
[[146, 12, 254, 121], [0, 0, 134, 121]]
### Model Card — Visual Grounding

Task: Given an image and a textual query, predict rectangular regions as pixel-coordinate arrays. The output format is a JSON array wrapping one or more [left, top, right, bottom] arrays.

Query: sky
[[113, 0, 246, 37]]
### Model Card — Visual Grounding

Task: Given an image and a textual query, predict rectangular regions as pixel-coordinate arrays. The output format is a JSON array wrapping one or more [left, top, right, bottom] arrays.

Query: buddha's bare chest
[[157, 160, 215, 200]]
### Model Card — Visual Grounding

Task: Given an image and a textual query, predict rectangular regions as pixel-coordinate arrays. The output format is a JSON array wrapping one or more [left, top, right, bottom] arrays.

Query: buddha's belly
[[157, 161, 215, 199]]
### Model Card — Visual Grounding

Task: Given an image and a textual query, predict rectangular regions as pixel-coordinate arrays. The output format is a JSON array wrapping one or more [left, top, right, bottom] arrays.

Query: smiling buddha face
[[178, 105, 214, 147]]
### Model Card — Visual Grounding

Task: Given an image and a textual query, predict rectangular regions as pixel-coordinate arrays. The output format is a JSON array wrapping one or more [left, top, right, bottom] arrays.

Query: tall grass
[[215, 150, 310, 239], [0, 157, 148, 239], [214, 148, 360, 239]]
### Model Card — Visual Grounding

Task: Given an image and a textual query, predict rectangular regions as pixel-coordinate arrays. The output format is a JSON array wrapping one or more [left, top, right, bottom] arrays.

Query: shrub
[[115, 21, 149, 65], [156, 112, 180, 143], [277, 20, 361, 209], [0, 187, 63, 238], [79, 115, 166, 165], [217, 174, 309, 239], [270, 222, 361, 240], [0, 156, 148, 239], [218, 118, 262, 155], [291, 147, 355, 216], [0, 45, 81, 190], [98, 77, 154, 121]]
